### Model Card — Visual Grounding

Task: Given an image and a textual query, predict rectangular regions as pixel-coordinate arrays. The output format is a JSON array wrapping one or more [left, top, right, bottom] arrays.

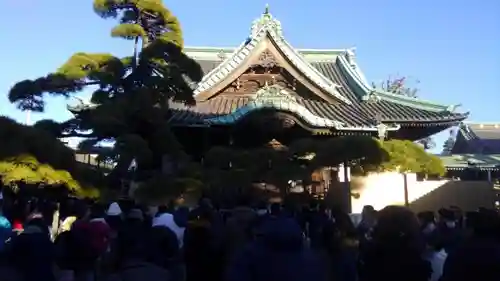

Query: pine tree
[[8, 1, 203, 195], [0, 116, 101, 197]]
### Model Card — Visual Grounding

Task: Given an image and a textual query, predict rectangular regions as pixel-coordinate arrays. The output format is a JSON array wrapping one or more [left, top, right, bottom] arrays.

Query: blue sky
[[1, 0, 499, 152]]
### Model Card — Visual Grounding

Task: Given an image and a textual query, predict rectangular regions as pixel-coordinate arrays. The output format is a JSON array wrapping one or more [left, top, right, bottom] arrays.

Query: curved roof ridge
[[192, 40, 250, 95], [276, 38, 345, 91], [191, 9, 351, 104], [336, 55, 463, 113], [458, 122, 478, 141]]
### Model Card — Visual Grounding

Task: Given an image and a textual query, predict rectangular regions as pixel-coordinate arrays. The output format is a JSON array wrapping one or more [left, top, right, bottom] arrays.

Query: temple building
[[441, 122, 500, 182], [66, 7, 471, 207], [69, 7, 468, 174], [166, 7, 467, 158]]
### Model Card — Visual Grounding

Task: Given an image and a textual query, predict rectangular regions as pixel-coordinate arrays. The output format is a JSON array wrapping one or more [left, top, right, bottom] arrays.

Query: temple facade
[[166, 8, 467, 158], [67, 7, 471, 206]]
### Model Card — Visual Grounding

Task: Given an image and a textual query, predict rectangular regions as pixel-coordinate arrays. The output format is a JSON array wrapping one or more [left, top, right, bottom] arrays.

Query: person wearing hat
[[437, 208, 463, 255], [105, 202, 123, 236]]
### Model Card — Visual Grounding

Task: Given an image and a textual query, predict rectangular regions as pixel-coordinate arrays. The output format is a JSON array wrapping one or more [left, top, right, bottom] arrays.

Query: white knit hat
[[107, 202, 122, 216]]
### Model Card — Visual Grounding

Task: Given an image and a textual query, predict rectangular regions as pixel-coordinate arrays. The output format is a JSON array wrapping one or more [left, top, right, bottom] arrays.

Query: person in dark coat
[[226, 217, 326, 281], [147, 226, 183, 281], [436, 208, 463, 255], [358, 206, 431, 281], [10, 223, 56, 281], [441, 208, 500, 281], [320, 211, 358, 281], [308, 203, 330, 250], [184, 199, 225, 281], [224, 198, 257, 260], [107, 228, 171, 281]]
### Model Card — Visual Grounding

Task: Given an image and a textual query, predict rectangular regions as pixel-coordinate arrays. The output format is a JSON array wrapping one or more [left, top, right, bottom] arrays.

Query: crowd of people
[[0, 194, 499, 281]]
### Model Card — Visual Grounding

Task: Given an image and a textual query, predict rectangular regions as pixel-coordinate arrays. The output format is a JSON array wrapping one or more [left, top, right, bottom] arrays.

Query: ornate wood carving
[[218, 71, 304, 98], [253, 84, 297, 103], [257, 50, 277, 69]]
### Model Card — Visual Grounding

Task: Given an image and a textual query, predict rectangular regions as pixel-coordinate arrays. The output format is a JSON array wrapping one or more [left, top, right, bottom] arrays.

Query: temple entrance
[[231, 109, 315, 148]]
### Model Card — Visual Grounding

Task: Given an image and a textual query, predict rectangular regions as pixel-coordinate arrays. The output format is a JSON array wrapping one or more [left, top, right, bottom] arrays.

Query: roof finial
[[264, 4, 270, 15]]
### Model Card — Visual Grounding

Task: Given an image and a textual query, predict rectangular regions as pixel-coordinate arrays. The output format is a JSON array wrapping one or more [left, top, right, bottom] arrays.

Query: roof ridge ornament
[[264, 3, 270, 15], [446, 104, 461, 113], [250, 4, 283, 38]]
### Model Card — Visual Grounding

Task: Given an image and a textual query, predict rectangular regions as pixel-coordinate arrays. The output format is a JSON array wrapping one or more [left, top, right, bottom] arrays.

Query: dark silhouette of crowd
[[0, 194, 499, 281]]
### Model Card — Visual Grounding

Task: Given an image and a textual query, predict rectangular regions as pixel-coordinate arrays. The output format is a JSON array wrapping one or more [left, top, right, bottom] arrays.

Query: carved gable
[[214, 67, 324, 101], [197, 43, 340, 103], [254, 50, 278, 70]]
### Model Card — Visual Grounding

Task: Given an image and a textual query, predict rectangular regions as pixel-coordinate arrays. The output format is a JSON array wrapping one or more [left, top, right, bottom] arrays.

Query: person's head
[[269, 202, 281, 216], [71, 200, 90, 220], [157, 205, 169, 215], [199, 198, 213, 210], [362, 205, 375, 217], [117, 229, 148, 262], [331, 207, 357, 239], [106, 202, 122, 217], [438, 208, 456, 228], [127, 208, 144, 222], [361, 205, 377, 224], [417, 211, 436, 235], [90, 203, 106, 219], [372, 206, 424, 253]]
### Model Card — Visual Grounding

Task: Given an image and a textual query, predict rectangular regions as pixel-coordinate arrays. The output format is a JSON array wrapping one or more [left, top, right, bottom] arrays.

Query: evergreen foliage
[[0, 116, 100, 198], [7, 1, 203, 198], [378, 139, 445, 176], [202, 136, 445, 198]]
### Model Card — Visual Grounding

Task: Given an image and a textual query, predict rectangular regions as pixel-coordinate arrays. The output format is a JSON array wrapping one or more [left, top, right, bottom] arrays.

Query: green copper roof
[[184, 6, 463, 113], [440, 154, 500, 170]]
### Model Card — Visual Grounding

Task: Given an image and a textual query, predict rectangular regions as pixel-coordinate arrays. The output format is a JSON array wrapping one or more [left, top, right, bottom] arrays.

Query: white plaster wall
[[350, 172, 450, 213]]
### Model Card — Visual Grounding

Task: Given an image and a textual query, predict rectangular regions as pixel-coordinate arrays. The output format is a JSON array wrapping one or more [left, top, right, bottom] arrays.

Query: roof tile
[[171, 58, 466, 128]]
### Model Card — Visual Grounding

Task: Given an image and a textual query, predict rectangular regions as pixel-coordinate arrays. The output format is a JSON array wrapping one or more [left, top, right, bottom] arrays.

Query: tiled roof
[[67, 7, 468, 132], [450, 123, 500, 154], [440, 154, 500, 170], [191, 10, 351, 105], [169, 59, 467, 127], [169, 95, 370, 127]]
